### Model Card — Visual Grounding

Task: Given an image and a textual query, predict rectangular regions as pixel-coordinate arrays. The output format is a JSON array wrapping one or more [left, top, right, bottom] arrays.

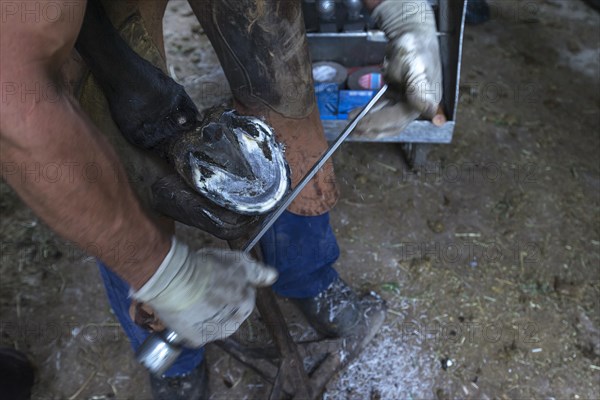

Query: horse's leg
[[188, 0, 339, 216], [75, 0, 198, 154]]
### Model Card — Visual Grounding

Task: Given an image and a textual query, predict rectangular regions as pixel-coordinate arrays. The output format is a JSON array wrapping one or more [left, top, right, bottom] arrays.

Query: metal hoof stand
[[216, 287, 350, 399], [215, 245, 359, 400]]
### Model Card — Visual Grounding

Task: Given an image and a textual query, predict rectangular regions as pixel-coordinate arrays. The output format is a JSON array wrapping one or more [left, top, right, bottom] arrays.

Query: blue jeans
[[98, 210, 339, 377]]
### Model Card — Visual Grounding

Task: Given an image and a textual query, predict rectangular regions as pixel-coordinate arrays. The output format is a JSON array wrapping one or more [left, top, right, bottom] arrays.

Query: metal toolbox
[[306, 0, 467, 144]]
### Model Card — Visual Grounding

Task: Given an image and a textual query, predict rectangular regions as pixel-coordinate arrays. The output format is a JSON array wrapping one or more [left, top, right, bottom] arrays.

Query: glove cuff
[[372, 0, 437, 40], [131, 236, 190, 303]]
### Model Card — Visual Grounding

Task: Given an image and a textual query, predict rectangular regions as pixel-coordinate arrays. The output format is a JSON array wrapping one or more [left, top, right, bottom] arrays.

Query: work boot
[[149, 359, 209, 400], [294, 277, 386, 339]]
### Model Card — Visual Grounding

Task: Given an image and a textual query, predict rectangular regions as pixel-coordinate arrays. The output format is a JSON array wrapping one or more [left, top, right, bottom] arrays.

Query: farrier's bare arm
[[0, 0, 169, 289]]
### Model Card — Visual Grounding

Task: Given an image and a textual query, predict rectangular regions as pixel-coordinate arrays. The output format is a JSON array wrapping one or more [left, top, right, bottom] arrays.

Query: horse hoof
[[169, 108, 290, 215]]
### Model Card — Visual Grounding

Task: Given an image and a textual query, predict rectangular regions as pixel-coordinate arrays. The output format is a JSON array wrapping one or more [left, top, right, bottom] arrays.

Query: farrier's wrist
[[130, 237, 212, 315], [131, 236, 184, 297], [125, 230, 172, 291]]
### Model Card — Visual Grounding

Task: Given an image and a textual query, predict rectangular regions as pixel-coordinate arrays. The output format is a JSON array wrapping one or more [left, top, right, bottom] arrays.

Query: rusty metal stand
[[217, 245, 350, 399]]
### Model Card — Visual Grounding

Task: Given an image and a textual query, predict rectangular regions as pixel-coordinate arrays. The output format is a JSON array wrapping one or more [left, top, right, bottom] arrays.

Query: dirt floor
[[1, 0, 599, 399]]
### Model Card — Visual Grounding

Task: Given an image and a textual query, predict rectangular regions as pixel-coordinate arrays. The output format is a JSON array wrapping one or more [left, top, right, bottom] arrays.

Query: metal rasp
[[241, 84, 389, 252]]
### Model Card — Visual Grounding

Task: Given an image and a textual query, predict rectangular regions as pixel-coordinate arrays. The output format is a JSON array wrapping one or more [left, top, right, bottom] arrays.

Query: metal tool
[[136, 85, 389, 376], [136, 329, 184, 375]]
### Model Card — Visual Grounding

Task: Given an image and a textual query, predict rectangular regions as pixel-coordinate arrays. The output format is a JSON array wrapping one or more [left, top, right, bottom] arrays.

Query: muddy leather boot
[[149, 358, 209, 400], [294, 277, 387, 339]]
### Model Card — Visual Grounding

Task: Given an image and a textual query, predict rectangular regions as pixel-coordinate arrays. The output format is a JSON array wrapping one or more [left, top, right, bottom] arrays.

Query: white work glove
[[354, 0, 443, 138], [132, 237, 277, 347]]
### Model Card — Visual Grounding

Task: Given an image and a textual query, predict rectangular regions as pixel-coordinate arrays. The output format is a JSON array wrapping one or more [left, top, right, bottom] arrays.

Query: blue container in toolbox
[[314, 83, 339, 120], [337, 90, 376, 119]]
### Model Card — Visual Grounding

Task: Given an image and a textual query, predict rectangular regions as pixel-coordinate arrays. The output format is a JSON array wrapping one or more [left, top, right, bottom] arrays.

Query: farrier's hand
[[131, 238, 277, 348], [375, 0, 442, 117], [354, 0, 443, 138]]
